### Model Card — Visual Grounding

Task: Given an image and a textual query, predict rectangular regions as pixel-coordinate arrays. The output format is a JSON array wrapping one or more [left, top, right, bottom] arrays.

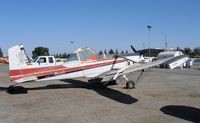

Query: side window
[[38, 57, 46, 63], [48, 57, 54, 63], [79, 50, 94, 60]]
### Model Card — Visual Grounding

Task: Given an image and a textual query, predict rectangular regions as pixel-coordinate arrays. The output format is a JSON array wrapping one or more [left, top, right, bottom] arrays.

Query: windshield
[[66, 53, 79, 61], [78, 49, 94, 61]]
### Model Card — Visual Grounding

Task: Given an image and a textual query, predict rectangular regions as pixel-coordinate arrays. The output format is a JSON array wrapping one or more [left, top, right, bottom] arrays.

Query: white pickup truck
[[32, 56, 64, 66]]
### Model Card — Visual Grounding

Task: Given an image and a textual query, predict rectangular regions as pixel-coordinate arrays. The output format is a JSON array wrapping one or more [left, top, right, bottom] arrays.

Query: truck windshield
[[33, 56, 39, 62], [67, 53, 79, 61]]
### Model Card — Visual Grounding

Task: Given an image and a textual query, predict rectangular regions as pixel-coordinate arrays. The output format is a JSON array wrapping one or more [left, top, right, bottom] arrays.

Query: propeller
[[131, 45, 137, 53], [111, 45, 143, 69], [130, 45, 143, 57]]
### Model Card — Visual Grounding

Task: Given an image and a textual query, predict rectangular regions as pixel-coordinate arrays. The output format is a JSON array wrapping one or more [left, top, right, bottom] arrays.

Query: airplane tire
[[126, 80, 135, 89]]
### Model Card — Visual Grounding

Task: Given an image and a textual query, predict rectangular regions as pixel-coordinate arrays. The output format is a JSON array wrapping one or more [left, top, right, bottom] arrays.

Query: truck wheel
[[126, 80, 135, 89]]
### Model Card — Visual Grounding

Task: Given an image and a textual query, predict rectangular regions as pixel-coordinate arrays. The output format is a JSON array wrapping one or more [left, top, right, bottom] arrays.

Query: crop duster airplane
[[8, 44, 174, 91]]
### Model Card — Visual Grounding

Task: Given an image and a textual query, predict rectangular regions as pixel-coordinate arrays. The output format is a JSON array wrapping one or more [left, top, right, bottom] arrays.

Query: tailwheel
[[126, 80, 135, 89]]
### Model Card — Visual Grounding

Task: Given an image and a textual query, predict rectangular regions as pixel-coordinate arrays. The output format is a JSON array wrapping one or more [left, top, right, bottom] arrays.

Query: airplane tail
[[8, 44, 34, 83]]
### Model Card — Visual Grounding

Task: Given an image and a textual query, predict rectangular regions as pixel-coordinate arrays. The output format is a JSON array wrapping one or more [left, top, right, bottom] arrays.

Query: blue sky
[[0, 0, 200, 55]]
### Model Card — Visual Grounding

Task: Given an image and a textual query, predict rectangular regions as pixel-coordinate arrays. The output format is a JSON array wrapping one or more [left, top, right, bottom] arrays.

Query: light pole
[[164, 33, 167, 68], [147, 25, 152, 62]]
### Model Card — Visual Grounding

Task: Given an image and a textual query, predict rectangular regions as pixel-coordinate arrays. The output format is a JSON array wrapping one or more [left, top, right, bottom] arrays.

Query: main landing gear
[[126, 80, 135, 89], [123, 75, 135, 89], [124, 69, 144, 89]]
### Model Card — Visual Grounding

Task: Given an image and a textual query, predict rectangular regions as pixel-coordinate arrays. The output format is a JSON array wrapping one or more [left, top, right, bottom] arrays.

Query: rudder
[[8, 44, 31, 83]]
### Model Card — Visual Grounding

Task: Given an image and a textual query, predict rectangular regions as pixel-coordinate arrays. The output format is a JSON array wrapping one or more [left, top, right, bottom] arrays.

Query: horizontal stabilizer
[[166, 55, 188, 69]]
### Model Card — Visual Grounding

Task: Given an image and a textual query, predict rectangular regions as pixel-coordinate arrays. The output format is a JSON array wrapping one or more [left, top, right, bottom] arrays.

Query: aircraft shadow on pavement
[[160, 105, 200, 123], [1, 79, 138, 104]]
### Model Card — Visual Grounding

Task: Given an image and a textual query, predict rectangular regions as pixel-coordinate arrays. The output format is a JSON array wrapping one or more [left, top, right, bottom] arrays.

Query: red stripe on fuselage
[[9, 65, 66, 76]]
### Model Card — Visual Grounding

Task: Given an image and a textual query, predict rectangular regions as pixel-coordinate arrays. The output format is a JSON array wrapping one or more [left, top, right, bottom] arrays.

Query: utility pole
[[147, 25, 152, 62], [165, 33, 168, 51]]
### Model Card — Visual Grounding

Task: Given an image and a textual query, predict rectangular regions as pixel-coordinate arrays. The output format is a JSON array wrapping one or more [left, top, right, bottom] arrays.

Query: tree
[[32, 46, 49, 59], [108, 49, 114, 54], [99, 50, 103, 55], [184, 47, 195, 57], [121, 50, 124, 54], [104, 49, 107, 55], [184, 47, 192, 55], [0, 48, 3, 57], [125, 50, 129, 54], [190, 52, 195, 58], [194, 47, 200, 56], [59, 53, 62, 58], [62, 52, 68, 58]]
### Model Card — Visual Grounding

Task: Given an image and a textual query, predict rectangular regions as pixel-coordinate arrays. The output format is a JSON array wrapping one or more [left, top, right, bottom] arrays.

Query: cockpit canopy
[[66, 53, 79, 61], [67, 48, 97, 62]]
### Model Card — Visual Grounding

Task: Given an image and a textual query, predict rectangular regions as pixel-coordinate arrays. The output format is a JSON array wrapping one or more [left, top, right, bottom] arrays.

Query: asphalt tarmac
[[0, 63, 200, 123]]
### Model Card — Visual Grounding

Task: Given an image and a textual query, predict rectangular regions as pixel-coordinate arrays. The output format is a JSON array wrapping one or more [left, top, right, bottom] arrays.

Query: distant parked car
[[193, 58, 200, 68]]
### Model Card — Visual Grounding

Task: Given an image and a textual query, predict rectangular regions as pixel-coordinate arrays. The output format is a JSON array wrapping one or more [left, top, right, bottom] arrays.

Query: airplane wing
[[98, 56, 175, 82]]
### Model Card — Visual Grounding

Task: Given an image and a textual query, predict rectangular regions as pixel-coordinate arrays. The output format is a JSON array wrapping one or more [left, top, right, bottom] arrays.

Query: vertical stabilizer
[[8, 44, 34, 83], [8, 44, 29, 70]]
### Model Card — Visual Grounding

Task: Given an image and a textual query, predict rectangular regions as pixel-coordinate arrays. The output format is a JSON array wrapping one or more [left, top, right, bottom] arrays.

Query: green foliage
[[108, 49, 114, 54], [189, 52, 195, 57], [59, 53, 62, 58], [62, 52, 68, 58], [104, 49, 107, 55], [184, 47, 192, 55], [183, 47, 200, 57], [53, 52, 68, 58], [99, 50, 103, 55], [194, 47, 200, 57], [32, 46, 49, 59]]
